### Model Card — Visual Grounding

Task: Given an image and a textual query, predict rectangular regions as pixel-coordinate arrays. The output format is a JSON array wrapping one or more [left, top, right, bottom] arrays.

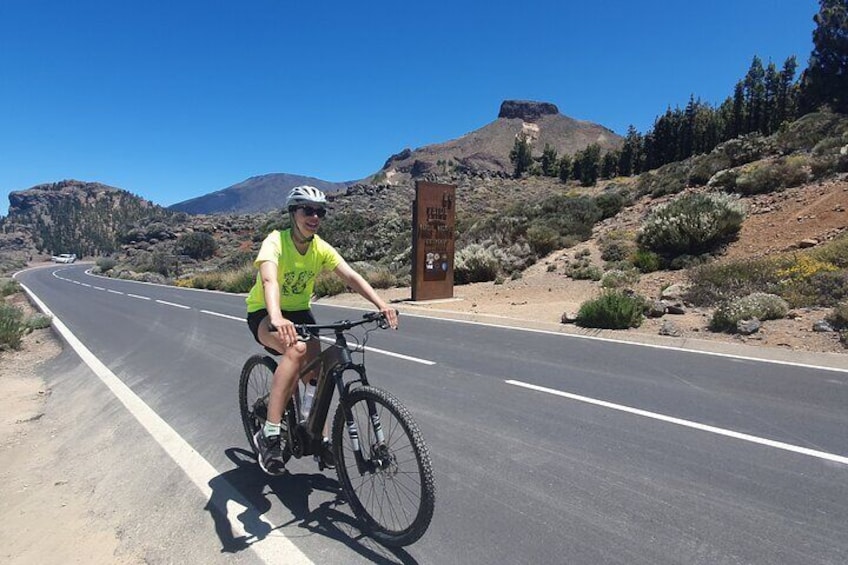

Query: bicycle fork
[[344, 399, 388, 475]]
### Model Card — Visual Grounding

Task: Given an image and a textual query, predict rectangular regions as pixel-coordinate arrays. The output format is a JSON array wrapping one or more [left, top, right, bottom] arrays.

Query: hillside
[[376, 100, 622, 183], [0, 180, 166, 261], [339, 174, 845, 354]]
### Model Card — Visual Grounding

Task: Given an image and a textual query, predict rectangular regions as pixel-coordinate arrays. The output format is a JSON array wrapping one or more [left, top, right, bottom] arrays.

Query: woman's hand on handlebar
[[269, 316, 299, 348], [380, 307, 399, 330]]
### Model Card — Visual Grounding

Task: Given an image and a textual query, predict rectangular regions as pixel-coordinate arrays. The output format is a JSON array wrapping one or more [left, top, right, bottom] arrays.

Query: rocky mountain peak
[[498, 100, 560, 122]]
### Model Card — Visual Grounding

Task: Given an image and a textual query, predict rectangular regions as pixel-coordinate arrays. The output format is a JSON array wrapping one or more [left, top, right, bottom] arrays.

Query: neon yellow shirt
[[245, 229, 343, 313]]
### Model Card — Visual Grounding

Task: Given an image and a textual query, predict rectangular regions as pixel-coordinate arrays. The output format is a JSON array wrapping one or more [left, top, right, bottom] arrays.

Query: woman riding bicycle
[[245, 185, 399, 475]]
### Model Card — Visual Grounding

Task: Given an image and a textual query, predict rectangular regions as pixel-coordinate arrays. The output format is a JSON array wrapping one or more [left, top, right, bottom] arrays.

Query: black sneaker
[[254, 430, 286, 476], [315, 437, 335, 470]]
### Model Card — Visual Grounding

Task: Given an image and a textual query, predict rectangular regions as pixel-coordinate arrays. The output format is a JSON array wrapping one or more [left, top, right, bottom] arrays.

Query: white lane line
[[201, 310, 243, 322], [506, 380, 848, 466], [94, 286, 105, 291], [107, 289, 124, 295], [80, 283, 91, 288], [316, 336, 435, 365], [127, 294, 151, 301], [20, 284, 313, 565], [378, 307, 848, 375], [156, 299, 190, 310]]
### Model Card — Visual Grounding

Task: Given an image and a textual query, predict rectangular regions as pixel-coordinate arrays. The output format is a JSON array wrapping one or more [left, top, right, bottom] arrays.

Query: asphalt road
[[16, 264, 848, 564]]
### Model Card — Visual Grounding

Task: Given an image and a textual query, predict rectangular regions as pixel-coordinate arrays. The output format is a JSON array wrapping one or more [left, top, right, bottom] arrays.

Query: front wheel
[[332, 386, 435, 547]]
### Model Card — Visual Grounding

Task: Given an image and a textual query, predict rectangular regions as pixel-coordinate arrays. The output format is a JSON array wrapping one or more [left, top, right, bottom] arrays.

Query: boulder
[[737, 318, 762, 335], [659, 320, 682, 337], [813, 320, 834, 332]]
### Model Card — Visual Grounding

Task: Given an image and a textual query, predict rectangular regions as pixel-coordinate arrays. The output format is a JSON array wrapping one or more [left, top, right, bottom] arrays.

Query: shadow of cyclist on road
[[205, 447, 418, 564]]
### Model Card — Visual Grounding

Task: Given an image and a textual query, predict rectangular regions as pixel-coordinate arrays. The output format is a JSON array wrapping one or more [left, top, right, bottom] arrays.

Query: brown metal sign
[[411, 181, 456, 301]]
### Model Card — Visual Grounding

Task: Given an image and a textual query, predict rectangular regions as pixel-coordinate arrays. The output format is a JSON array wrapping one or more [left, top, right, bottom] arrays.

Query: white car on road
[[51, 253, 77, 263]]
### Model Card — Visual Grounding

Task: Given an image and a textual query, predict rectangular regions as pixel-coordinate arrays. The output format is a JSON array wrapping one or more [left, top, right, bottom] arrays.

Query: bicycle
[[238, 311, 435, 547]]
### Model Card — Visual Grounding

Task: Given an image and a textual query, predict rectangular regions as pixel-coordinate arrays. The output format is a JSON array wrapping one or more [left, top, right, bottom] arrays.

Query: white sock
[[263, 421, 281, 437]]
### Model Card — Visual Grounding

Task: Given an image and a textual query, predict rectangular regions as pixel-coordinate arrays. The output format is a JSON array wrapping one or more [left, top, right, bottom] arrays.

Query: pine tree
[[778, 56, 799, 123], [540, 144, 559, 177], [764, 61, 781, 134], [744, 56, 766, 133], [558, 154, 573, 183], [578, 144, 602, 187], [799, 0, 848, 114], [600, 151, 619, 179], [618, 125, 642, 177], [509, 134, 533, 177]]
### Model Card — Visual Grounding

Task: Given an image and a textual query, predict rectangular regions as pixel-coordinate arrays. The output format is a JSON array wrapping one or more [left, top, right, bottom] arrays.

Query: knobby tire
[[332, 385, 435, 547]]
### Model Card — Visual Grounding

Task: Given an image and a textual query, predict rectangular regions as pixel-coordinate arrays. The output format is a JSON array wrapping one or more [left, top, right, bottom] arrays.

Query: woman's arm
[[260, 261, 298, 345], [333, 261, 399, 329]]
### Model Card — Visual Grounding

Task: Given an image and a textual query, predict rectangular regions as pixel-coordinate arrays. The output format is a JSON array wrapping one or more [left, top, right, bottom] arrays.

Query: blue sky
[[0, 0, 819, 216]]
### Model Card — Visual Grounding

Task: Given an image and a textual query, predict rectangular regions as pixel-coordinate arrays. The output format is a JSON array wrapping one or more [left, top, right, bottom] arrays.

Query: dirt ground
[[1, 176, 845, 562], [0, 295, 134, 564]]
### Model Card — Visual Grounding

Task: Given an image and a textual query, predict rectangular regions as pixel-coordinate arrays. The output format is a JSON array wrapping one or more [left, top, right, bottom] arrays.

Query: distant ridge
[[168, 173, 354, 215]]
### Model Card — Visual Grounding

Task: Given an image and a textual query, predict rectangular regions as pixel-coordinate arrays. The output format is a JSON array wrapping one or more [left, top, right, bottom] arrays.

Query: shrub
[[733, 156, 810, 195], [827, 301, 848, 330], [637, 192, 746, 256], [685, 258, 782, 306], [776, 255, 844, 307], [96, 257, 117, 272], [783, 269, 848, 307], [636, 161, 690, 197], [599, 239, 632, 263], [600, 269, 640, 289], [26, 314, 52, 330], [575, 290, 645, 329], [720, 133, 771, 166], [365, 268, 397, 289], [709, 292, 789, 333], [632, 249, 662, 273], [188, 271, 224, 290], [1, 279, 20, 297], [775, 112, 848, 154], [526, 224, 559, 256], [313, 271, 347, 297], [178, 232, 218, 260], [811, 233, 848, 268], [0, 302, 26, 350], [454, 244, 500, 284], [595, 189, 630, 219], [563, 257, 602, 281], [221, 265, 257, 293], [689, 152, 732, 186]]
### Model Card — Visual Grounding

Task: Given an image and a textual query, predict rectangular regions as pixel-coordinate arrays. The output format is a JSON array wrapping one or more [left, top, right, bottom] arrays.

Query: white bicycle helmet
[[286, 185, 327, 209]]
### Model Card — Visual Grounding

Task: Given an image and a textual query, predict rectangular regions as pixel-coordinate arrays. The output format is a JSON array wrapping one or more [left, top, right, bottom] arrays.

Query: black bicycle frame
[[286, 327, 373, 466]]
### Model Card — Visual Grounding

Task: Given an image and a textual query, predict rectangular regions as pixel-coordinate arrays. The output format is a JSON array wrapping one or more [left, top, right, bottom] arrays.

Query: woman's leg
[[256, 316, 307, 425]]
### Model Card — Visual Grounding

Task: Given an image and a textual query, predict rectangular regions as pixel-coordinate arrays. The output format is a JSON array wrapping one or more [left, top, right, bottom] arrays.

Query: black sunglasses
[[296, 205, 327, 218]]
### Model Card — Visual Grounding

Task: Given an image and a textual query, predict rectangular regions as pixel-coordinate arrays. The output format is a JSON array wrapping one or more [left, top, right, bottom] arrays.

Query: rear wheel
[[332, 386, 435, 547], [238, 355, 291, 465]]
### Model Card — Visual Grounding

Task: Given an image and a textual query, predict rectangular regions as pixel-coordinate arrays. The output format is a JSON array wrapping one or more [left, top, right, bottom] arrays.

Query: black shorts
[[246, 309, 317, 355]]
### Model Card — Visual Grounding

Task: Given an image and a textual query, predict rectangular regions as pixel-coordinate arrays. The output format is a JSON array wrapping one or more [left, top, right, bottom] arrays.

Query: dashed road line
[[155, 299, 190, 310]]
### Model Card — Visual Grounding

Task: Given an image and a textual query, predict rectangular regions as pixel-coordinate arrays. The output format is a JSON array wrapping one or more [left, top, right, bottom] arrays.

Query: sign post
[[411, 181, 456, 301]]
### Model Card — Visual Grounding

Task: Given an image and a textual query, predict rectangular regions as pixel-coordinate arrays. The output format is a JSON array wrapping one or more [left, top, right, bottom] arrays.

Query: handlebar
[[267, 310, 394, 339]]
